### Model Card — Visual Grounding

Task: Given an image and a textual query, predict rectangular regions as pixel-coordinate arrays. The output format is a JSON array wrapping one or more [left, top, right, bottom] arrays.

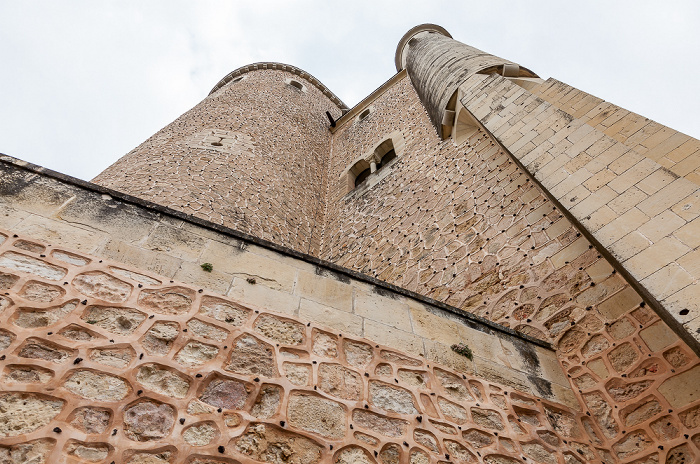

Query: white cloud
[[0, 0, 698, 180]]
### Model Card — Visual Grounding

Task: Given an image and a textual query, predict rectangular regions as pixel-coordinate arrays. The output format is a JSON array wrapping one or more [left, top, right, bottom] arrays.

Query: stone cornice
[[208, 62, 349, 110]]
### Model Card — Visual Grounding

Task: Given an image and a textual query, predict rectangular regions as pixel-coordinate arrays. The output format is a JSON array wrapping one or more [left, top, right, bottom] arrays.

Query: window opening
[[377, 149, 396, 169], [354, 168, 371, 187], [359, 108, 371, 121], [289, 80, 304, 91]]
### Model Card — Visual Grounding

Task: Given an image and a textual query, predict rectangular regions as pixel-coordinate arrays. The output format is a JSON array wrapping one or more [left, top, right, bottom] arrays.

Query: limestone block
[[295, 270, 352, 312], [657, 365, 700, 408]]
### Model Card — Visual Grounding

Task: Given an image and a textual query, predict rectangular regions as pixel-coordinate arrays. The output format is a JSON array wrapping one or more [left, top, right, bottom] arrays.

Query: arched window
[[355, 167, 371, 187], [340, 133, 405, 195]]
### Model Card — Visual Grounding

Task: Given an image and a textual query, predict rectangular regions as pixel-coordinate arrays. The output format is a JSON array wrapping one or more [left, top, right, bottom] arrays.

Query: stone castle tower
[[0, 24, 698, 463]]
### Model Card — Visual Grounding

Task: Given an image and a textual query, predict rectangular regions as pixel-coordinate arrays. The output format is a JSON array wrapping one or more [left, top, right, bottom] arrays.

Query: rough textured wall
[[322, 76, 700, 462], [93, 68, 343, 255], [0, 157, 573, 406], [0, 229, 591, 464], [458, 72, 700, 349]]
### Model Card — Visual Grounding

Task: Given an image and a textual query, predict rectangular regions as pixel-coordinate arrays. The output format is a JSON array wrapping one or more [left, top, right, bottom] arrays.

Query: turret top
[[395, 24, 452, 72]]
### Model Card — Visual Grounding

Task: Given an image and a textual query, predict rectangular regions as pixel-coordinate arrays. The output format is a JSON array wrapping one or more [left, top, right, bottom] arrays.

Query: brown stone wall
[[1, 157, 571, 405], [0, 229, 590, 463], [93, 68, 343, 255], [322, 76, 700, 462]]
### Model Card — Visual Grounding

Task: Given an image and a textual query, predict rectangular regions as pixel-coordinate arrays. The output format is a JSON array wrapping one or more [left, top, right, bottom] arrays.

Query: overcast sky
[[1, 1, 698, 181]]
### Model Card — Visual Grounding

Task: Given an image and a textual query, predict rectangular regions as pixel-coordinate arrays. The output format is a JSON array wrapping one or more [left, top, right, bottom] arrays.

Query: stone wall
[[93, 67, 344, 256], [0, 233, 587, 463], [458, 72, 700, 351], [0, 156, 570, 404], [322, 74, 700, 462]]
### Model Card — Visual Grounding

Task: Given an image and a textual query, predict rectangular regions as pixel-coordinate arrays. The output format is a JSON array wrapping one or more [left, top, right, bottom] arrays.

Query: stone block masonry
[[0, 228, 587, 463]]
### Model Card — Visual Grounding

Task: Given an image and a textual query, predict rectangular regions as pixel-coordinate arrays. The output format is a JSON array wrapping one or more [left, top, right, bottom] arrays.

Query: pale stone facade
[[1, 23, 699, 464]]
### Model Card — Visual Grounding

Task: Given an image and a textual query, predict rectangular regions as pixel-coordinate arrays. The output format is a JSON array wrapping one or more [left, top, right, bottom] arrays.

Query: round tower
[[396, 24, 538, 138], [93, 64, 347, 255]]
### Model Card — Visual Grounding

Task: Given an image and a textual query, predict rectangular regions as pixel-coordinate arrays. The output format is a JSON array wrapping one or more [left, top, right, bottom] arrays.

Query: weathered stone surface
[[0, 329, 13, 351], [235, 423, 323, 464], [543, 405, 580, 437], [414, 429, 439, 454], [14, 300, 77, 328], [254, 314, 305, 345], [199, 296, 250, 326], [462, 428, 494, 448], [612, 430, 652, 459], [665, 444, 695, 464], [312, 330, 338, 357], [73, 271, 132, 302], [136, 364, 190, 398], [64, 370, 131, 401], [287, 392, 345, 439], [522, 442, 557, 464], [409, 448, 429, 464], [3, 364, 53, 384], [344, 340, 373, 368], [608, 342, 639, 373], [352, 409, 408, 437], [649, 415, 680, 440], [471, 407, 505, 430], [65, 440, 110, 462], [109, 266, 160, 285], [335, 446, 375, 464], [283, 362, 311, 386], [175, 340, 219, 367], [17, 337, 74, 363], [89, 346, 134, 367], [0, 252, 66, 280], [0, 271, 19, 289], [0, 439, 55, 464], [58, 323, 101, 341], [18, 280, 64, 302], [123, 400, 176, 442], [380, 350, 422, 366], [398, 369, 428, 389], [354, 432, 378, 445], [199, 375, 251, 410], [318, 363, 362, 400], [251, 384, 281, 419], [483, 455, 520, 464], [379, 444, 401, 464], [0, 393, 64, 437], [82, 305, 146, 335], [183, 422, 218, 446], [141, 321, 180, 355], [620, 398, 661, 426], [435, 368, 472, 400], [369, 381, 418, 414], [663, 346, 690, 368], [226, 334, 278, 377], [606, 378, 653, 402], [583, 391, 618, 439], [438, 397, 468, 423], [375, 363, 392, 376], [444, 440, 477, 463], [138, 287, 194, 315], [187, 318, 228, 341], [69, 407, 111, 434]]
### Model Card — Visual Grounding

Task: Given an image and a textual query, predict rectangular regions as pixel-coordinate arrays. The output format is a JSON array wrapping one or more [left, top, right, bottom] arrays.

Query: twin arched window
[[354, 148, 396, 187], [350, 139, 398, 189]]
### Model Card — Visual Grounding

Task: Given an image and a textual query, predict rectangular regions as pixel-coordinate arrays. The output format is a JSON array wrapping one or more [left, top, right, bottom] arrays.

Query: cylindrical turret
[[93, 64, 347, 254], [396, 24, 537, 138]]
